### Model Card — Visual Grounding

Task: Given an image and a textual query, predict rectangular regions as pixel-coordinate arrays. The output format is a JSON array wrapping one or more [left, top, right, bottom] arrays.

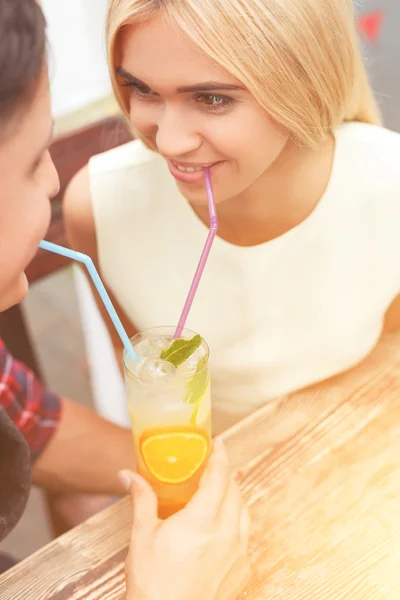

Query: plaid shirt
[[0, 338, 61, 463]]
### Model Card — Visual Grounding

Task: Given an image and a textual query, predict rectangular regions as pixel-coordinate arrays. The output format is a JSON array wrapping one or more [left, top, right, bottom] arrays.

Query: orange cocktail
[[123, 326, 211, 518]]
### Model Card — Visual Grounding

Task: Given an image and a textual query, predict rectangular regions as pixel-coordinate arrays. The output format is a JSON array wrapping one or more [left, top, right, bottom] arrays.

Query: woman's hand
[[120, 439, 251, 600]]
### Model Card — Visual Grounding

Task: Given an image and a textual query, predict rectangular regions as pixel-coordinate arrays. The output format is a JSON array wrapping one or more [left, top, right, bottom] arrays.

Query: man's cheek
[[0, 273, 29, 312]]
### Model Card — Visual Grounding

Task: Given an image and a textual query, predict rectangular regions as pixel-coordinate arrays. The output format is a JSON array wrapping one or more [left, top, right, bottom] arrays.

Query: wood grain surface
[[2, 332, 400, 599]]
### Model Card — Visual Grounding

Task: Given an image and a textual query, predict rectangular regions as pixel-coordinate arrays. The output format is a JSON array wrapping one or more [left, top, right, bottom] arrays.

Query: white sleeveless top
[[89, 122, 400, 420]]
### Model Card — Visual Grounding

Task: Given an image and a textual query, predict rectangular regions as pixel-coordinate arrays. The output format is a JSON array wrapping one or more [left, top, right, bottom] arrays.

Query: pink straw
[[174, 168, 218, 339]]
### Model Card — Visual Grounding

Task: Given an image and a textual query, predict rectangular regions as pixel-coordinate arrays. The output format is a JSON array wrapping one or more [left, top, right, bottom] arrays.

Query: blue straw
[[39, 240, 138, 362]]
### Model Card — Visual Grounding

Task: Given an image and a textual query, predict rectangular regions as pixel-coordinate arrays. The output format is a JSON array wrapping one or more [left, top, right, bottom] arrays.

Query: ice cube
[[184, 346, 207, 374], [135, 336, 169, 358], [155, 336, 171, 351], [136, 358, 176, 384]]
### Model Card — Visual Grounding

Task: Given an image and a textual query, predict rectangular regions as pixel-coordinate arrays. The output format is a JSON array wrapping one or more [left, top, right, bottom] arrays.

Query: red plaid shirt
[[0, 338, 61, 463]]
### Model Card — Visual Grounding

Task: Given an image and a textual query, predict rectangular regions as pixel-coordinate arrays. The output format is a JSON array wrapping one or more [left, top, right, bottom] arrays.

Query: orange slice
[[140, 426, 209, 485]]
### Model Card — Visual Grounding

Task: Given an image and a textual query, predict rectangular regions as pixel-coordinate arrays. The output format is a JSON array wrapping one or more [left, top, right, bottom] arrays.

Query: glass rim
[[122, 325, 210, 380]]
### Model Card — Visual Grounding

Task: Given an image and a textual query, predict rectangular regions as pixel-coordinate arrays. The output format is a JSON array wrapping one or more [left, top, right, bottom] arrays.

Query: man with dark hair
[[0, 1, 249, 597]]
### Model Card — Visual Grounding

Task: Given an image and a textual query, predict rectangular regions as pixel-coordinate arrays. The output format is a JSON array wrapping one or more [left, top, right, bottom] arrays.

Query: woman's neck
[[192, 133, 335, 247]]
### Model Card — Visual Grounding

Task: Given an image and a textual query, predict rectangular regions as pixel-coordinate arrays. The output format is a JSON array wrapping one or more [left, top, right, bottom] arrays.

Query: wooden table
[[2, 332, 400, 599]]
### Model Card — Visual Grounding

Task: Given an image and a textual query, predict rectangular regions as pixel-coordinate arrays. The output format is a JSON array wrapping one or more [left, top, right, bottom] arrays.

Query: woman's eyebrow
[[116, 67, 244, 93], [116, 68, 150, 89], [176, 81, 244, 93]]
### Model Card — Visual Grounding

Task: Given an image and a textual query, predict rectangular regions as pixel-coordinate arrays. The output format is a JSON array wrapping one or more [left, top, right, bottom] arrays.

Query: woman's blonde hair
[[107, 0, 382, 147]]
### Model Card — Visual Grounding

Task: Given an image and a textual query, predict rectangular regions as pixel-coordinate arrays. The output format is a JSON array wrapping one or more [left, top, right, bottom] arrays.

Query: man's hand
[[121, 439, 251, 600]]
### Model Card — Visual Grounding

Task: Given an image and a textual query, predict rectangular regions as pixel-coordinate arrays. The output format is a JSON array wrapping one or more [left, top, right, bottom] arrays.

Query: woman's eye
[[119, 80, 234, 113], [194, 94, 234, 113], [121, 80, 157, 99]]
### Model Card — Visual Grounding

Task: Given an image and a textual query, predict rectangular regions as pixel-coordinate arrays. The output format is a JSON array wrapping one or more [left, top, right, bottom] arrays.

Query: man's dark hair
[[0, 0, 46, 126]]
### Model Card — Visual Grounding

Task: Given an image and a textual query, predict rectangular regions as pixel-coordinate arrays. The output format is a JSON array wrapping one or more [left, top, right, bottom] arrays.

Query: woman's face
[[118, 16, 289, 205], [0, 69, 59, 311]]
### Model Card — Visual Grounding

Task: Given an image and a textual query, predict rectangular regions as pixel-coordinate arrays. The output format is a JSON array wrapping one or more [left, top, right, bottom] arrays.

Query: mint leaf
[[160, 334, 202, 368], [160, 338, 187, 362], [184, 355, 208, 404], [185, 355, 209, 426]]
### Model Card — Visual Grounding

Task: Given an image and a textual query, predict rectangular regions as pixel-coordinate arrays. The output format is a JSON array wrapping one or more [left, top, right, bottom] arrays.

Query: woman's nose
[[155, 106, 201, 158]]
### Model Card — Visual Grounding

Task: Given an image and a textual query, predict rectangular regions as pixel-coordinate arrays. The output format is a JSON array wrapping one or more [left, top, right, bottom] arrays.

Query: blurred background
[[46, 0, 111, 118], [1, 0, 399, 561]]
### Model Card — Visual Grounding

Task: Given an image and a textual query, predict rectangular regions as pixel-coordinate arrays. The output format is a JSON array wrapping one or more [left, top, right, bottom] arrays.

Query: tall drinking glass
[[123, 326, 211, 518]]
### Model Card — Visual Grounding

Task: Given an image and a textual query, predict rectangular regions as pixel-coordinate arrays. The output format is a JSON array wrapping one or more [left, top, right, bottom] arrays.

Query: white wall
[[41, 0, 112, 118]]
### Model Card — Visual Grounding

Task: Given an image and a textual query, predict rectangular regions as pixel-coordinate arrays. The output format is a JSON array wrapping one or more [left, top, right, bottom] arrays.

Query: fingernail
[[118, 470, 133, 490]]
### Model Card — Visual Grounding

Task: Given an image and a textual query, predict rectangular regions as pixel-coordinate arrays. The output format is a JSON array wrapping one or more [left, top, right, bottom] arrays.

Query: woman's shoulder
[[336, 122, 400, 160], [334, 122, 400, 189], [332, 123, 400, 239], [88, 138, 163, 178]]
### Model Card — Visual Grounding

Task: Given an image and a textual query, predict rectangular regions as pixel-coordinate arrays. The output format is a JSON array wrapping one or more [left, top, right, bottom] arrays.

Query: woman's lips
[[167, 159, 222, 183]]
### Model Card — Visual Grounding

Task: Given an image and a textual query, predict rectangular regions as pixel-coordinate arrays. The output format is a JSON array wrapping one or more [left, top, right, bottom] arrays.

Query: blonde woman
[[65, 0, 400, 435]]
